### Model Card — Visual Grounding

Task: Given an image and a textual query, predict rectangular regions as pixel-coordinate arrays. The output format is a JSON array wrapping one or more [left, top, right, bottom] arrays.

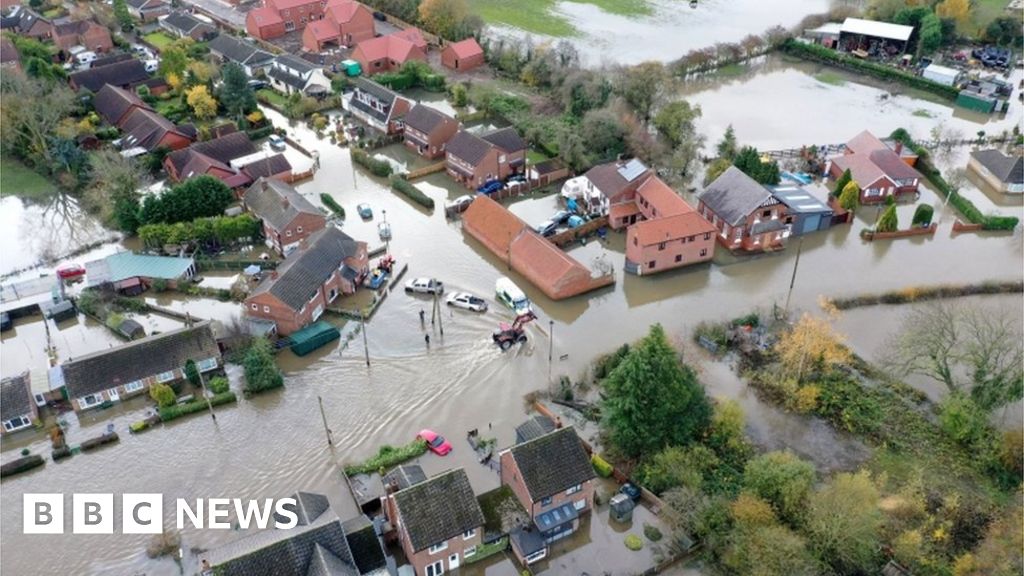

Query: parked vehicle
[[495, 277, 531, 315], [247, 79, 268, 90], [405, 278, 444, 295], [477, 180, 503, 195], [535, 220, 558, 237], [417, 429, 452, 456], [567, 215, 585, 228], [493, 310, 536, 350], [144, 59, 159, 73], [449, 195, 474, 211], [75, 51, 97, 68], [268, 134, 287, 151], [551, 210, 572, 225], [56, 263, 85, 280], [446, 292, 487, 312], [357, 203, 373, 219], [378, 221, 391, 240]]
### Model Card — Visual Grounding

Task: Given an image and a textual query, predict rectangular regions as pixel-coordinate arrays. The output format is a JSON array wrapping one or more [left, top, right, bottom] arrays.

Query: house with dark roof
[[119, 107, 195, 152], [243, 178, 327, 255], [159, 11, 216, 40], [445, 127, 526, 189], [383, 468, 485, 576], [514, 414, 556, 444], [69, 59, 150, 92], [299, 0, 374, 51], [59, 321, 220, 412], [2, 7, 52, 40], [126, 0, 169, 22], [237, 152, 293, 183], [351, 33, 426, 75], [94, 84, 153, 127], [441, 38, 483, 72], [827, 130, 921, 203], [208, 33, 275, 77], [53, 18, 112, 53], [203, 491, 389, 576], [403, 104, 458, 159], [268, 54, 329, 95], [163, 131, 259, 186], [698, 166, 789, 252], [382, 464, 427, 492], [968, 149, 1024, 194], [244, 226, 367, 335], [347, 77, 412, 135], [1, 373, 37, 435], [499, 427, 596, 565]]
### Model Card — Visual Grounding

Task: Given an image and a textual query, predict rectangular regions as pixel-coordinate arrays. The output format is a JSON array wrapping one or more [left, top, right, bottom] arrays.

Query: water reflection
[[0, 194, 115, 276]]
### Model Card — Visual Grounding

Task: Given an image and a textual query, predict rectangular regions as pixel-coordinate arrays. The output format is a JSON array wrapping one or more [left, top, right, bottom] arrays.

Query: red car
[[417, 429, 452, 456], [56, 263, 85, 280]]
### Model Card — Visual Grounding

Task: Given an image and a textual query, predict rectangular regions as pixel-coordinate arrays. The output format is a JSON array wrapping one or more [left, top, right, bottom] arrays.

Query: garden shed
[[288, 321, 340, 356], [771, 185, 833, 236]]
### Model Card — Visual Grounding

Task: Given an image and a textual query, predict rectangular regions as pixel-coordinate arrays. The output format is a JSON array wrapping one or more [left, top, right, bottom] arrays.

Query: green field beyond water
[[473, 0, 655, 37]]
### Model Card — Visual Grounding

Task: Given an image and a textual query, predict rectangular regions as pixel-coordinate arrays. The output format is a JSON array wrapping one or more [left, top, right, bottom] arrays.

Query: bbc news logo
[[23, 494, 299, 534]]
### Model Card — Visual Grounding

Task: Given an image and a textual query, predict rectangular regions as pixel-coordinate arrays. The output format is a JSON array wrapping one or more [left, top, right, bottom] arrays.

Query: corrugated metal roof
[[840, 17, 913, 42], [617, 158, 648, 182], [85, 252, 194, 287]]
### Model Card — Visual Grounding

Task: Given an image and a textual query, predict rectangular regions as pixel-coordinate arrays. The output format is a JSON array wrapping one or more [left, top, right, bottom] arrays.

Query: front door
[[448, 552, 460, 570], [426, 560, 444, 576], [108, 388, 120, 402]]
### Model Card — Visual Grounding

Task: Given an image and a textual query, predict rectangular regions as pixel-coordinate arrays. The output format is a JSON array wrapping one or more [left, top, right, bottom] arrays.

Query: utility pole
[[433, 290, 443, 336], [783, 236, 803, 320], [360, 312, 370, 367], [548, 320, 554, 382], [318, 395, 333, 446], [197, 369, 216, 422], [382, 209, 389, 254]]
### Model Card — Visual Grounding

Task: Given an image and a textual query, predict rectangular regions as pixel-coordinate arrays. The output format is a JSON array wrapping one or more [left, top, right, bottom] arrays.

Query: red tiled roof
[[462, 195, 525, 254], [636, 175, 692, 217], [868, 149, 920, 180], [354, 34, 419, 64], [609, 202, 641, 222], [845, 130, 887, 155], [248, 5, 282, 26], [393, 27, 426, 49], [326, 0, 361, 24], [511, 232, 591, 293], [831, 154, 889, 188], [305, 19, 338, 41], [446, 38, 482, 60], [632, 213, 714, 246], [268, 0, 319, 11]]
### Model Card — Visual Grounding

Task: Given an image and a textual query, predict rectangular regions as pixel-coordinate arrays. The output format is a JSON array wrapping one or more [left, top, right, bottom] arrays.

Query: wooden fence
[[548, 216, 609, 248], [406, 161, 447, 180]]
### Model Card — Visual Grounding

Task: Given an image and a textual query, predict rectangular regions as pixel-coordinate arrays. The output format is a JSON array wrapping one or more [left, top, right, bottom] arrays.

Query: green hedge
[[375, 72, 415, 91], [592, 453, 614, 477], [247, 125, 276, 140], [321, 193, 345, 218], [344, 439, 427, 475], [782, 40, 960, 101], [389, 176, 434, 209], [889, 129, 1019, 231], [351, 148, 393, 178], [0, 455, 44, 478], [159, 392, 237, 422]]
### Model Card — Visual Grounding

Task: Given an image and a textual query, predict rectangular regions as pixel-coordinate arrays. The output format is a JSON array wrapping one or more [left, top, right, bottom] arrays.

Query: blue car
[[357, 203, 373, 219], [477, 180, 503, 195]]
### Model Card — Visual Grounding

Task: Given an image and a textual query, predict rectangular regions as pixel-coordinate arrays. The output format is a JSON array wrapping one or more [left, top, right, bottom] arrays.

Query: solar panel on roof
[[617, 158, 648, 182]]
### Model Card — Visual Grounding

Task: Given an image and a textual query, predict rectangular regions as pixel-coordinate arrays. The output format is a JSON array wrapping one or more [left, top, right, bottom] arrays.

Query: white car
[[404, 278, 444, 295], [446, 292, 487, 312], [144, 59, 159, 73], [450, 195, 474, 210]]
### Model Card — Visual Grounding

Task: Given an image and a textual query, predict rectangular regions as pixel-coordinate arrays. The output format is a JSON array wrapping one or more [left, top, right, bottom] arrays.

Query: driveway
[[178, 0, 249, 30]]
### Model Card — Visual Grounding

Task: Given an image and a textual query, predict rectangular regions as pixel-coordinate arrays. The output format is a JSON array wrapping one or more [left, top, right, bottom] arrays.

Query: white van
[[495, 277, 531, 316], [75, 51, 98, 68], [144, 59, 159, 73]]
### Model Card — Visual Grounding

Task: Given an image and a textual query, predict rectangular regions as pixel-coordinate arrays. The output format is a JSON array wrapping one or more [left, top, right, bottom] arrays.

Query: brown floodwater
[[2, 57, 1022, 575]]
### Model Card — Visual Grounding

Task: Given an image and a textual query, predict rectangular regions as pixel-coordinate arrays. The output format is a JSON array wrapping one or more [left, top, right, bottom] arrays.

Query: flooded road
[[2, 65, 1022, 575]]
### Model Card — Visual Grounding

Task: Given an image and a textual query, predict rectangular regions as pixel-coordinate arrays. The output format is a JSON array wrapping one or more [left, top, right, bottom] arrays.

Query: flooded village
[[1, 0, 1023, 575]]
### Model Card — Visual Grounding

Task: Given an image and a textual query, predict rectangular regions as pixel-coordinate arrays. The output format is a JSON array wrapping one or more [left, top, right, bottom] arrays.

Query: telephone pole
[[318, 396, 333, 446], [197, 369, 216, 422], [548, 320, 554, 382], [360, 312, 370, 367], [783, 236, 803, 320]]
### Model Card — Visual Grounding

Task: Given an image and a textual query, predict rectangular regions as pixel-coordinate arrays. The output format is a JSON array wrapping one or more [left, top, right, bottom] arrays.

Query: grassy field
[[143, 31, 176, 50], [473, 0, 654, 37], [0, 156, 56, 201], [970, 0, 1010, 36]]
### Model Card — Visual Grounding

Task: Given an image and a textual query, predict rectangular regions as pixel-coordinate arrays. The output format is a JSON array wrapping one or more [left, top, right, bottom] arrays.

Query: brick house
[[203, 492, 389, 576], [159, 11, 217, 40], [500, 427, 596, 565], [299, 0, 374, 51], [207, 34, 275, 77], [698, 166, 789, 252], [245, 5, 285, 40], [69, 59, 150, 92], [1, 373, 38, 435], [403, 104, 459, 159], [243, 177, 327, 255], [119, 107, 196, 152], [53, 19, 113, 53], [441, 38, 484, 71], [347, 77, 413, 134], [827, 130, 921, 204], [2, 7, 53, 40], [59, 322, 221, 412], [126, 0, 170, 22], [244, 227, 368, 335], [445, 127, 527, 189], [351, 33, 426, 75], [163, 131, 259, 186], [383, 468, 485, 576], [93, 84, 153, 127]]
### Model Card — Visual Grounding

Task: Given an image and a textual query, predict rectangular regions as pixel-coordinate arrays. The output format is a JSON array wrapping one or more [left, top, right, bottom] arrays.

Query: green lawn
[[527, 149, 551, 164], [0, 156, 56, 201], [970, 0, 1010, 37], [143, 31, 176, 51], [472, 0, 655, 37], [257, 88, 289, 108]]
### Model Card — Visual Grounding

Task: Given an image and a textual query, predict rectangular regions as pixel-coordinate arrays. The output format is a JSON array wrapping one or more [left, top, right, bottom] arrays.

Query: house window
[[80, 394, 102, 407], [498, 154, 506, 163], [648, 261, 655, 269], [658, 242, 665, 251], [688, 235, 696, 242], [263, 305, 271, 313], [704, 232, 711, 240], [464, 546, 477, 558], [762, 209, 771, 217], [251, 303, 258, 310], [675, 254, 682, 263], [632, 237, 637, 246], [428, 541, 448, 555], [574, 499, 586, 511], [125, 380, 144, 393], [108, 388, 120, 401], [700, 248, 708, 257], [566, 484, 582, 495], [524, 549, 547, 563], [3, 416, 30, 431], [462, 529, 476, 539], [425, 560, 444, 576], [300, 15, 307, 23], [540, 496, 553, 507], [197, 357, 218, 372], [284, 20, 295, 31]]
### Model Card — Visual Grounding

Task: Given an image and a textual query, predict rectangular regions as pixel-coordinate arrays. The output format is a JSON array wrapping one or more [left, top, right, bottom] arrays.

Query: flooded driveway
[[2, 76, 1021, 575]]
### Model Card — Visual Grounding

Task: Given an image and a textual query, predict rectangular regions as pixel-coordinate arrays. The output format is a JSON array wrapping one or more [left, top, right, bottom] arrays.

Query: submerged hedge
[[824, 281, 1024, 310], [320, 193, 345, 218], [389, 176, 435, 209], [781, 40, 960, 101], [159, 391, 237, 422], [351, 148, 393, 178], [344, 439, 427, 475]]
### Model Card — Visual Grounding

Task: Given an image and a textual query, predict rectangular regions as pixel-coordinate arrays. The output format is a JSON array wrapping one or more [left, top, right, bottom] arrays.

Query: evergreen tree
[[832, 168, 852, 197], [113, 0, 133, 31], [219, 63, 256, 117], [243, 338, 284, 394], [184, 359, 201, 388], [838, 181, 860, 212], [716, 124, 738, 160], [876, 204, 898, 232]]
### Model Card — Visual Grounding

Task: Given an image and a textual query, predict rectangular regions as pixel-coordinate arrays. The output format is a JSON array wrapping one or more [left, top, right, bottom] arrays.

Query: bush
[[351, 148, 393, 178], [320, 193, 345, 217], [344, 439, 428, 475], [243, 337, 284, 394], [594, 344, 631, 379], [208, 376, 229, 394], [644, 524, 663, 541], [158, 391, 236, 422], [912, 204, 934, 227], [246, 125, 275, 140], [390, 176, 435, 209], [591, 453, 614, 478], [150, 383, 176, 407], [730, 313, 759, 328], [876, 205, 898, 233], [624, 534, 644, 551]]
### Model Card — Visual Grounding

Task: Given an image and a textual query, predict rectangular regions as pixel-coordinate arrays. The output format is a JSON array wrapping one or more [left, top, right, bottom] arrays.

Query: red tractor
[[493, 311, 536, 350]]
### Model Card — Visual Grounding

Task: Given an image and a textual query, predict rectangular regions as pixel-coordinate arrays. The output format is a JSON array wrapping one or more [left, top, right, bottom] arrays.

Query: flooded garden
[[2, 32, 1023, 576]]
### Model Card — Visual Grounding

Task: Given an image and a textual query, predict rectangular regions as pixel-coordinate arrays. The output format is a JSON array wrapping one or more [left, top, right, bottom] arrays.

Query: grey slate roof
[[208, 34, 274, 67], [250, 227, 361, 311], [515, 415, 556, 444], [161, 11, 213, 36], [481, 127, 526, 153], [971, 149, 1024, 184], [1, 374, 32, 421], [166, 132, 257, 175], [698, 166, 775, 226], [584, 159, 649, 199], [508, 427, 595, 502], [243, 154, 293, 179], [392, 468, 484, 552], [269, 66, 308, 91], [70, 59, 149, 92], [342, 516, 387, 574], [403, 104, 454, 137], [350, 78, 399, 123], [276, 54, 317, 75], [60, 321, 219, 398], [382, 464, 426, 491], [244, 178, 323, 232], [281, 492, 331, 526], [445, 130, 488, 166]]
